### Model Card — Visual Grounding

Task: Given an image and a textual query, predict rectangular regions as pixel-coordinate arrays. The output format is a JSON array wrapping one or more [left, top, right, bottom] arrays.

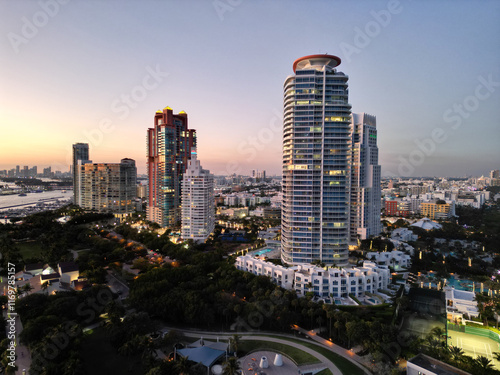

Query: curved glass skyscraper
[[282, 55, 351, 266]]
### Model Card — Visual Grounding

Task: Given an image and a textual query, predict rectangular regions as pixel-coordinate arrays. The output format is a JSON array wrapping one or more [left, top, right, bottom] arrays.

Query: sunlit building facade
[[181, 151, 215, 242], [72, 143, 89, 204], [147, 107, 196, 227], [77, 158, 136, 214], [282, 55, 351, 266]]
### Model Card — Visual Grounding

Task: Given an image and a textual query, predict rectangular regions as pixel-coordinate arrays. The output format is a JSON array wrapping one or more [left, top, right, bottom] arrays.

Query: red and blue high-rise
[[147, 107, 196, 227]]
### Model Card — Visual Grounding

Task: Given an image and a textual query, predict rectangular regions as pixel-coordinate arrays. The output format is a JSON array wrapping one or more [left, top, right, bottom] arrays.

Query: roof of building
[[293, 54, 342, 73], [58, 262, 79, 273], [41, 273, 61, 281], [408, 353, 472, 375], [452, 289, 475, 302], [177, 346, 226, 368], [25, 263, 44, 272], [411, 218, 443, 230]]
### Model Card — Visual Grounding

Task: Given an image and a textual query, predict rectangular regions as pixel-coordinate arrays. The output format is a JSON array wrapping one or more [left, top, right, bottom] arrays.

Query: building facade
[[181, 151, 215, 242], [72, 143, 89, 204], [77, 158, 136, 214], [420, 201, 454, 220], [147, 107, 196, 227], [281, 54, 352, 266], [350, 113, 381, 241], [235, 255, 390, 299]]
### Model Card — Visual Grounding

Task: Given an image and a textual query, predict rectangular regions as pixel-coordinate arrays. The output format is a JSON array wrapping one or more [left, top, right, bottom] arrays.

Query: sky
[[1, 0, 499, 177]]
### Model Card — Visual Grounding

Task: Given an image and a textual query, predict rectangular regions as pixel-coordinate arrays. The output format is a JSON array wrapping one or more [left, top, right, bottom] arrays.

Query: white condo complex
[[181, 151, 215, 242], [236, 255, 390, 299], [281, 54, 382, 267]]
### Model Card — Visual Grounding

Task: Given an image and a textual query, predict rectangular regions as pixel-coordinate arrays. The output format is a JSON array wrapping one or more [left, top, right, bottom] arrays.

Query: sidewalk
[[3, 309, 31, 375], [181, 331, 343, 375], [293, 326, 372, 374]]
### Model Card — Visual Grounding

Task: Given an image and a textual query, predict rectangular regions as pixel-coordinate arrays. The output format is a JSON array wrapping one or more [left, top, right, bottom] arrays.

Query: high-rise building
[[350, 113, 381, 241], [490, 170, 500, 179], [72, 143, 89, 204], [147, 107, 196, 227], [181, 151, 215, 242], [281, 54, 352, 266], [77, 158, 136, 214]]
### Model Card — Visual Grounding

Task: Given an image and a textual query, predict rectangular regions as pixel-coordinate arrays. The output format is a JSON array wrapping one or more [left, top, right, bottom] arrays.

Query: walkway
[[180, 331, 343, 375], [293, 326, 372, 374], [2, 308, 31, 375]]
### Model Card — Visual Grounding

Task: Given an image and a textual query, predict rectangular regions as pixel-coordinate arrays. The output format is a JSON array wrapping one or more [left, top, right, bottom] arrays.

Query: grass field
[[261, 335, 366, 375], [448, 330, 500, 369], [239, 340, 319, 365], [81, 328, 144, 375], [16, 241, 45, 260]]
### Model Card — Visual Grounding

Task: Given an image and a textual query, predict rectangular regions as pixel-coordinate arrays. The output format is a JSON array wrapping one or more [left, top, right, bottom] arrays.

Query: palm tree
[[175, 355, 192, 375], [494, 352, 500, 361], [474, 355, 494, 374], [448, 345, 465, 363], [222, 357, 241, 375], [430, 326, 446, 341]]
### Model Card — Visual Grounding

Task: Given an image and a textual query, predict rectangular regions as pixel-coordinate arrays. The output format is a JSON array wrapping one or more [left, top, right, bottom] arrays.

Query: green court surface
[[402, 315, 444, 338], [448, 330, 500, 369]]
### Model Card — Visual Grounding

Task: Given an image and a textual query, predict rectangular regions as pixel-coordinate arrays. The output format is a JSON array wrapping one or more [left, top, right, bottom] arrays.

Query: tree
[[175, 355, 192, 375], [473, 355, 494, 374], [430, 326, 446, 342], [222, 357, 241, 375], [229, 334, 241, 355], [448, 345, 465, 363]]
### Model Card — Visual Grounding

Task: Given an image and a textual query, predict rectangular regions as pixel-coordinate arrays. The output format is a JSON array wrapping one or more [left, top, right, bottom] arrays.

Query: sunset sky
[[1, 0, 499, 177]]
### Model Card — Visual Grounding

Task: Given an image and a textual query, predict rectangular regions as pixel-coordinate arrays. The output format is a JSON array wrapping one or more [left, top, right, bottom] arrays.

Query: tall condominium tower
[[72, 143, 89, 204], [350, 113, 381, 242], [181, 150, 215, 242], [77, 158, 137, 214], [282, 55, 352, 266], [147, 107, 196, 227]]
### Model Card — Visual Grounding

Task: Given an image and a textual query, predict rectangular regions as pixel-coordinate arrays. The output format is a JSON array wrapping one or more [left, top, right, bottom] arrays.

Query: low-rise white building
[[293, 261, 390, 298], [366, 250, 412, 270], [445, 287, 479, 321], [391, 228, 418, 242], [235, 255, 294, 289], [235, 256, 390, 298]]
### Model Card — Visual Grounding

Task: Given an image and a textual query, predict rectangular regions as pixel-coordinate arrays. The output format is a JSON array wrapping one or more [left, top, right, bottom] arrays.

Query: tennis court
[[448, 330, 500, 369], [402, 315, 444, 338]]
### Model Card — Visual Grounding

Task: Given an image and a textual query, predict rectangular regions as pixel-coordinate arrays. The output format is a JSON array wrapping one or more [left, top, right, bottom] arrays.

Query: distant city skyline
[[1, 1, 499, 177]]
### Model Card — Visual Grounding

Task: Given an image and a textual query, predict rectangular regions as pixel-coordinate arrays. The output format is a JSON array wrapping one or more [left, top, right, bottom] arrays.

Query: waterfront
[[0, 190, 73, 220]]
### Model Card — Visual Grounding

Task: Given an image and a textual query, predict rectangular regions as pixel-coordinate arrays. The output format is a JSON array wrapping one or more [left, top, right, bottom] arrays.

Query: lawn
[[260, 335, 366, 375], [80, 327, 144, 375], [16, 241, 45, 260], [239, 340, 319, 365], [316, 369, 333, 375], [297, 340, 366, 375]]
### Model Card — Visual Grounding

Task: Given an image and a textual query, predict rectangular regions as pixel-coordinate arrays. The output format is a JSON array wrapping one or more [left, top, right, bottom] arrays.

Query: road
[[2, 309, 31, 375], [106, 271, 130, 299], [160, 325, 372, 374]]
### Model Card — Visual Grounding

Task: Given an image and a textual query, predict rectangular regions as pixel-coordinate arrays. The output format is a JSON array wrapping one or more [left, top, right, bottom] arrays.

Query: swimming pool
[[254, 248, 273, 256]]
